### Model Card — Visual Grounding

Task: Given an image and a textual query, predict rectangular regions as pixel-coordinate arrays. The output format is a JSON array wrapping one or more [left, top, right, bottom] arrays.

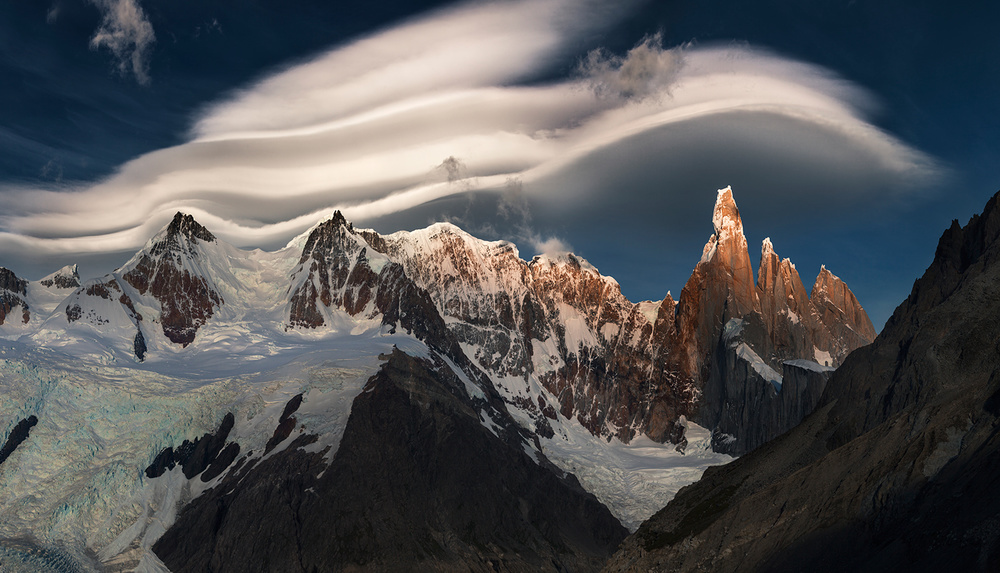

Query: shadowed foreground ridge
[[154, 348, 626, 573], [605, 190, 1000, 573]]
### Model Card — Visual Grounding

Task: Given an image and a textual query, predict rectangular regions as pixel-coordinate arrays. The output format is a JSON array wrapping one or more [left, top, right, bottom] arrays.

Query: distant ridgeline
[[0, 187, 875, 571]]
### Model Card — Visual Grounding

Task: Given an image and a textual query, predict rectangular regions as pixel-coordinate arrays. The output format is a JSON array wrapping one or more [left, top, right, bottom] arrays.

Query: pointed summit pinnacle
[[701, 186, 749, 265], [166, 212, 216, 243], [329, 210, 349, 228], [712, 186, 743, 242], [761, 237, 775, 257]]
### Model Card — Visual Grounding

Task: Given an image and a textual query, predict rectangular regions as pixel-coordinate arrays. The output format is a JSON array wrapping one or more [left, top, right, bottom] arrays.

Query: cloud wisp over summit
[[0, 0, 941, 262]]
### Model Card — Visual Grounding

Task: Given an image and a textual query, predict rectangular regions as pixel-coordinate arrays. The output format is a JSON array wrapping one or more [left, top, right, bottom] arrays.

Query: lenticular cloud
[[0, 0, 940, 258]]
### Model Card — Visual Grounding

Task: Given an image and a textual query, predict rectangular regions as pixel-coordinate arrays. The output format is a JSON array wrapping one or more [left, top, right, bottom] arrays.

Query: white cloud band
[[0, 0, 941, 261]]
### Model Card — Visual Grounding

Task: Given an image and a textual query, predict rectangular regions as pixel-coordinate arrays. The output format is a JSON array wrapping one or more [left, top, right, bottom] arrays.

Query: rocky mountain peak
[[165, 212, 215, 243], [329, 210, 349, 228], [117, 213, 224, 348], [0, 267, 27, 296], [761, 236, 775, 257], [697, 188, 755, 302], [681, 188, 759, 366], [297, 212, 359, 265], [711, 185, 743, 242], [40, 264, 80, 289], [810, 264, 876, 342], [144, 212, 217, 262]]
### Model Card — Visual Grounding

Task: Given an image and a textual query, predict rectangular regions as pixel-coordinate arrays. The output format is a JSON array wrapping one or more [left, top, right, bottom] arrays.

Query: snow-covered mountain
[[0, 187, 875, 571]]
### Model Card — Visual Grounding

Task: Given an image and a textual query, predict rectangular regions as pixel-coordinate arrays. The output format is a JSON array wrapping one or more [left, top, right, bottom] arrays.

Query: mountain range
[[0, 187, 877, 571], [605, 189, 1000, 572]]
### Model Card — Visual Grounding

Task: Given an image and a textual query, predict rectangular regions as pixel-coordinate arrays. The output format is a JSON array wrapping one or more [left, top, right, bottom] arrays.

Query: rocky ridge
[[0, 189, 874, 456], [0, 188, 878, 571], [604, 189, 1000, 572], [0, 267, 29, 326]]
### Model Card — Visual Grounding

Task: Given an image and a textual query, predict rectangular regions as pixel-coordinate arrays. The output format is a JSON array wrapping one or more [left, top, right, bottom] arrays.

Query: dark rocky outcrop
[[154, 350, 627, 572], [144, 413, 237, 480], [0, 415, 38, 466], [0, 266, 29, 326], [263, 394, 303, 454], [39, 264, 81, 289], [133, 329, 147, 361], [700, 314, 835, 456], [604, 190, 1000, 573]]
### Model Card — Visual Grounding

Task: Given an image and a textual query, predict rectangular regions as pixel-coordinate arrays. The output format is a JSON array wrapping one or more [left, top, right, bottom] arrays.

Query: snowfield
[[0, 330, 427, 571], [540, 416, 733, 531]]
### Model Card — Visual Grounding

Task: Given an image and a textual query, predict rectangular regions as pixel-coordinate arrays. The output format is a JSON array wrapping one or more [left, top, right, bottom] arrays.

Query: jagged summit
[[812, 263, 877, 342], [133, 212, 219, 264], [328, 209, 349, 229], [165, 212, 215, 243], [761, 236, 775, 257]]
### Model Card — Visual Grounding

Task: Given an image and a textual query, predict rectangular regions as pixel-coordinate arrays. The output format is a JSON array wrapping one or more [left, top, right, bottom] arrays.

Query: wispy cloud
[[579, 33, 684, 102], [0, 0, 942, 263], [88, 0, 156, 85]]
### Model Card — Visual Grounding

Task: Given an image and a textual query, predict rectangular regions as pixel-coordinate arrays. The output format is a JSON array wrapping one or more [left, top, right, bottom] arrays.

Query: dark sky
[[1, 0, 998, 330]]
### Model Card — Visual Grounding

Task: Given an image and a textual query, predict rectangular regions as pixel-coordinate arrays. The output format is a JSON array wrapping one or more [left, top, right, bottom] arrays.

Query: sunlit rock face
[[0, 187, 878, 571], [604, 189, 1000, 573], [286, 186, 875, 452], [4, 188, 875, 455], [669, 187, 874, 454], [811, 264, 878, 358]]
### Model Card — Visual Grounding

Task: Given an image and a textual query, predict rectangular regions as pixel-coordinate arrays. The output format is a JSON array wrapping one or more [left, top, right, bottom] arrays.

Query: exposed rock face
[[154, 349, 627, 573], [604, 190, 1000, 573], [0, 415, 38, 466], [287, 215, 460, 360], [674, 188, 760, 387], [39, 264, 81, 289], [122, 213, 223, 346], [284, 189, 872, 452], [811, 264, 878, 360], [144, 412, 238, 481], [703, 315, 835, 454], [525, 255, 691, 442], [287, 212, 380, 328], [0, 266, 29, 326], [678, 187, 875, 454], [379, 223, 696, 443]]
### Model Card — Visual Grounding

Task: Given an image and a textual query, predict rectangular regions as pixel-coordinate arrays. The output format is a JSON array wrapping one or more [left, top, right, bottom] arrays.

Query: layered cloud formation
[[0, 0, 940, 262]]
